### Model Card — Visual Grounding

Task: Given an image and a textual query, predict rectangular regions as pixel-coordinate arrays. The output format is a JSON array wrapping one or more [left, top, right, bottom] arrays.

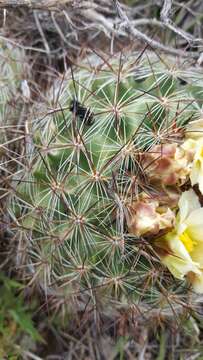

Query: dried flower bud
[[142, 143, 190, 186], [126, 194, 175, 237]]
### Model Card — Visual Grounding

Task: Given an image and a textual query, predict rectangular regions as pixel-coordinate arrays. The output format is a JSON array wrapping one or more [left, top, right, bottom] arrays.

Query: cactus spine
[[9, 50, 203, 315]]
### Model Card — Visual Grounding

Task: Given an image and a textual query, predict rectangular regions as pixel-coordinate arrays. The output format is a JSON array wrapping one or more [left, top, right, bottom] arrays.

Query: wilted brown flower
[[142, 143, 191, 186], [126, 193, 175, 237]]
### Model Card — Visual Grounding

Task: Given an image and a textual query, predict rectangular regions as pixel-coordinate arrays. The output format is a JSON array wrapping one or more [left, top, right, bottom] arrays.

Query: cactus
[[9, 50, 203, 317], [0, 41, 28, 132], [0, 41, 29, 204]]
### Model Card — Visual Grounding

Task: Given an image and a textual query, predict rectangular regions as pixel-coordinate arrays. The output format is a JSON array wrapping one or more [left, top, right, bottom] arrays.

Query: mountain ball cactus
[[9, 50, 203, 315]]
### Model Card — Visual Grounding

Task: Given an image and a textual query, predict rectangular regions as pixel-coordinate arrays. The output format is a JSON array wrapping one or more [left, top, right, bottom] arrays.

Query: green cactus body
[[0, 42, 28, 204], [0, 41, 27, 124], [10, 51, 203, 314]]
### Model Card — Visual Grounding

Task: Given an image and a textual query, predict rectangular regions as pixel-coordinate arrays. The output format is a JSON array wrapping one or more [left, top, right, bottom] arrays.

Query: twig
[[114, 0, 201, 59], [0, 0, 73, 10], [160, 0, 198, 44], [0, 35, 54, 53], [34, 10, 50, 53], [160, 0, 173, 23]]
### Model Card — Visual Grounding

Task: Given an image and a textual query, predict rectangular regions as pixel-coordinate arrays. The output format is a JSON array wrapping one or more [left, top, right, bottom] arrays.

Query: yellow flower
[[182, 137, 203, 194], [155, 189, 203, 293], [186, 118, 203, 140], [182, 119, 203, 194]]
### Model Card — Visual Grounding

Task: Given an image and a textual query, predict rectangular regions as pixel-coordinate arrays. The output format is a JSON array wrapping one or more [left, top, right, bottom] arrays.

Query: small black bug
[[69, 99, 94, 125], [177, 77, 188, 86]]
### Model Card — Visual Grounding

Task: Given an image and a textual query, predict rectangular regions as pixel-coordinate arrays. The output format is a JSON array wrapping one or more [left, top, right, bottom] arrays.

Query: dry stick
[[160, 0, 203, 63], [160, 0, 198, 44], [0, 34, 54, 53], [33, 10, 50, 53], [0, 0, 74, 10], [114, 0, 202, 59], [161, 0, 173, 19]]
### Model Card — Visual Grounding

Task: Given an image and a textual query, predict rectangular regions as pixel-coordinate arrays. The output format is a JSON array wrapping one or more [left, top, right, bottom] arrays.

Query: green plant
[[0, 41, 29, 207], [0, 40, 27, 136], [9, 50, 203, 318], [0, 273, 42, 359]]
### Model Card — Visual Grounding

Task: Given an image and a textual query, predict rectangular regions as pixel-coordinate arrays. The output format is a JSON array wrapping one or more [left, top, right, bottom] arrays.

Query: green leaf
[[9, 310, 43, 342]]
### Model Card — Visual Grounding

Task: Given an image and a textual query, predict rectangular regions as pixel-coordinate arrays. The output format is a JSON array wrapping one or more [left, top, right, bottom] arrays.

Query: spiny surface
[[0, 42, 28, 232], [9, 50, 203, 316]]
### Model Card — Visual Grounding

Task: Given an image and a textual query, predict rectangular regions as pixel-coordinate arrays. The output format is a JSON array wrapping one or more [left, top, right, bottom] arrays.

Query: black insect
[[177, 77, 188, 86], [69, 99, 94, 125]]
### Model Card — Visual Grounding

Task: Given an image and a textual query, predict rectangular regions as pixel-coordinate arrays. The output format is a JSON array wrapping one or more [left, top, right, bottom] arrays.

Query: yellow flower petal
[[185, 208, 203, 242], [178, 189, 200, 226], [158, 234, 201, 280], [182, 138, 197, 152], [179, 230, 197, 252], [183, 137, 203, 195], [190, 242, 203, 267], [163, 255, 201, 280], [191, 144, 203, 182], [188, 272, 203, 294], [186, 119, 203, 140], [155, 189, 203, 292]]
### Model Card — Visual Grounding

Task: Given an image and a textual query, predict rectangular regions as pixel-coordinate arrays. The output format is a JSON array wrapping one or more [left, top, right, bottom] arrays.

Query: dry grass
[[0, 0, 202, 89]]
